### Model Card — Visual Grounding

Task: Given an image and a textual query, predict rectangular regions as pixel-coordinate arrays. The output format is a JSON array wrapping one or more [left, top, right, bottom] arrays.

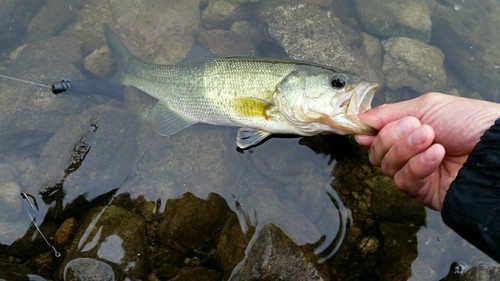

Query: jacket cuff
[[442, 118, 500, 262]]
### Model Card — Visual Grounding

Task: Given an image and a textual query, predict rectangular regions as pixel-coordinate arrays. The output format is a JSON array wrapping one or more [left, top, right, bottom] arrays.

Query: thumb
[[358, 100, 419, 130]]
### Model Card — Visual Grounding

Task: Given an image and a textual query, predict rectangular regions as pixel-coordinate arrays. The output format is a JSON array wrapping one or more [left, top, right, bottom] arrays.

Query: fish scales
[[103, 24, 378, 148]]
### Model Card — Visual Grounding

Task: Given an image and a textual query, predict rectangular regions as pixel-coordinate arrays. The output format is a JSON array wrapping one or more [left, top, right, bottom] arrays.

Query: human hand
[[355, 92, 500, 210]]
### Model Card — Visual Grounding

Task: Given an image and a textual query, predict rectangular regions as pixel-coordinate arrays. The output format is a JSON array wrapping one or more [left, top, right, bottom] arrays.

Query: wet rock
[[382, 37, 447, 93], [327, 146, 425, 280], [169, 267, 220, 281], [217, 214, 254, 279], [260, 3, 382, 84], [57, 205, 148, 280], [202, 0, 244, 28], [432, 1, 500, 100], [82, 46, 115, 79], [198, 29, 258, 57], [158, 193, 231, 251], [0, 35, 84, 141], [107, 0, 203, 64], [360, 32, 383, 70], [357, 236, 379, 256], [300, 0, 332, 8], [0, 263, 32, 281], [230, 21, 263, 43], [377, 222, 418, 280], [371, 175, 425, 223], [442, 263, 500, 281], [54, 217, 77, 248], [0, 182, 21, 216], [354, 0, 432, 42], [0, 179, 29, 247], [27, 104, 139, 213], [0, 163, 20, 184], [63, 257, 115, 281], [230, 224, 329, 281], [25, 0, 83, 43], [0, 0, 42, 48]]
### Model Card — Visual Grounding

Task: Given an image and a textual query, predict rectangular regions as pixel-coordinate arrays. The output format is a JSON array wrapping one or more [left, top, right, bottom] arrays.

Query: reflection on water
[[0, 0, 498, 280]]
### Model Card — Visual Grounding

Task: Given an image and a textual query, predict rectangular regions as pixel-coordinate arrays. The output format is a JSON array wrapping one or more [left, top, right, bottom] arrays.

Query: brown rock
[[54, 217, 77, 248]]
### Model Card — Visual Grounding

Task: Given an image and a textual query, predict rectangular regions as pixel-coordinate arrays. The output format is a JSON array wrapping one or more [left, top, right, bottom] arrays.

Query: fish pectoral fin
[[231, 97, 271, 118], [152, 101, 197, 136], [236, 128, 271, 149]]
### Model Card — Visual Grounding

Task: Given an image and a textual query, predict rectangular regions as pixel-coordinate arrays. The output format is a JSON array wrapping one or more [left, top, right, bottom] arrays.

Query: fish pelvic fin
[[236, 128, 271, 149], [103, 24, 141, 84], [152, 101, 198, 136]]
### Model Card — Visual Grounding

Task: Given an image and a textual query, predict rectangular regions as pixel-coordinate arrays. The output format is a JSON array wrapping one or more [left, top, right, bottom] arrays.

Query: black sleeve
[[441, 118, 500, 262]]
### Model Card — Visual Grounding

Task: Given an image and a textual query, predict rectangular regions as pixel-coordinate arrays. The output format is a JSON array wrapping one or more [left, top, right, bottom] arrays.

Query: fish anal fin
[[236, 128, 271, 149], [152, 101, 197, 136], [232, 97, 271, 119]]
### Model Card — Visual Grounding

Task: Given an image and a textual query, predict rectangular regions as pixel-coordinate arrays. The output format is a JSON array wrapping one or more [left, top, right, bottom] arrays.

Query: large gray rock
[[25, 0, 83, 43], [259, 3, 382, 85], [354, 0, 432, 42], [158, 193, 232, 250], [57, 205, 148, 280], [25, 105, 139, 212], [0, 35, 84, 141], [0, 0, 42, 48], [382, 37, 448, 93], [432, 1, 500, 100], [230, 224, 329, 281], [442, 263, 500, 281]]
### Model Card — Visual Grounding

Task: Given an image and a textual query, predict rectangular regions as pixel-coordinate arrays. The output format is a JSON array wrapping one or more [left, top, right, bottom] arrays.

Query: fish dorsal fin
[[178, 42, 217, 64], [152, 101, 197, 136], [236, 128, 271, 149]]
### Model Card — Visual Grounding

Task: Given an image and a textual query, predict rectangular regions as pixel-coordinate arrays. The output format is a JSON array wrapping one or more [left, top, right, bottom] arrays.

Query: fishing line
[[0, 74, 51, 89], [21, 192, 61, 258], [0, 73, 73, 94]]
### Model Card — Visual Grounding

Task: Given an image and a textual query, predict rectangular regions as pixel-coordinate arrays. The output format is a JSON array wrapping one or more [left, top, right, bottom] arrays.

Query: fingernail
[[421, 146, 437, 163], [408, 128, 426, 146]]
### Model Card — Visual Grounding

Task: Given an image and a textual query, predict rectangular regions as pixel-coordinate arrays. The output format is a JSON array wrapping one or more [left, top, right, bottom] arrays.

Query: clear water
[[0, 0, 498, 280]]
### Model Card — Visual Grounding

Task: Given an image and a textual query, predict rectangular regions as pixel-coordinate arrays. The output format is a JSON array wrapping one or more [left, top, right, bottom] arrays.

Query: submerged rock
[[442, 263, 500, 281], [25, 0, 83, 43], [432, 0, 500, 100], [0, 35, 84, 142], [260, 3, 382, 85], [202, 0, 244, 28], [198, 29, 258, 57], [158, 193, 232, 251], [57, 205, 148, 280], [0, 0, 42, 48], [354, 0, 432, 42], [26, 104, 139, 214], [382, 37, 447, 93], [230, 224, 329, 281]]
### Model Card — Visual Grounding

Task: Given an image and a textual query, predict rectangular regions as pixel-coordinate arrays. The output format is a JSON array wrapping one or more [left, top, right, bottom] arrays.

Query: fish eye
[[330, 75, 346, 89]]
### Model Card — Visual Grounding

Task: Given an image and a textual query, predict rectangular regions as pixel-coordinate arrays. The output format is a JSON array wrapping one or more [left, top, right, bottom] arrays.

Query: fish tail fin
[[103, 24, 141, 84]]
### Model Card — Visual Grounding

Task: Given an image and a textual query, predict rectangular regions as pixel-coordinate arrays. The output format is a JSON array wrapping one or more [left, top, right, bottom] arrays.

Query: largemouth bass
[[103, 25, 378, 149]]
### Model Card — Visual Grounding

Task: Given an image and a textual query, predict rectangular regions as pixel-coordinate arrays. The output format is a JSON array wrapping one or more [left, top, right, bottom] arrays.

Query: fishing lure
[[0, 74, 123, 97]]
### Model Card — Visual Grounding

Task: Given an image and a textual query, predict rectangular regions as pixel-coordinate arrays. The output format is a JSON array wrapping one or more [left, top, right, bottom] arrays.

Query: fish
[[103, 25, 378, 149]]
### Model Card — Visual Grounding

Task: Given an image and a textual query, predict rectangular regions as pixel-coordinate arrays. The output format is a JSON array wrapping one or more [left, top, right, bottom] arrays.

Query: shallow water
[[0, 0, 498, 280]]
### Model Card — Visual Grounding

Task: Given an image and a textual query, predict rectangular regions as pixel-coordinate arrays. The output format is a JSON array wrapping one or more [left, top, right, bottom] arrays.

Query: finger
[[381, 124, 435, 177], [369, 116, 421, 166], [354, 134, 375, 147], [358, 99, 420, 130], [393, 143, 445, 197]]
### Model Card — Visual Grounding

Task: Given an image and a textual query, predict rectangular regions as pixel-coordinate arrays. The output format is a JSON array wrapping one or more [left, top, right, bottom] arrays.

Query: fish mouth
[[347, 82, 378, 115], [318, 82, 378, 135], [345, 82, 378, 134]]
